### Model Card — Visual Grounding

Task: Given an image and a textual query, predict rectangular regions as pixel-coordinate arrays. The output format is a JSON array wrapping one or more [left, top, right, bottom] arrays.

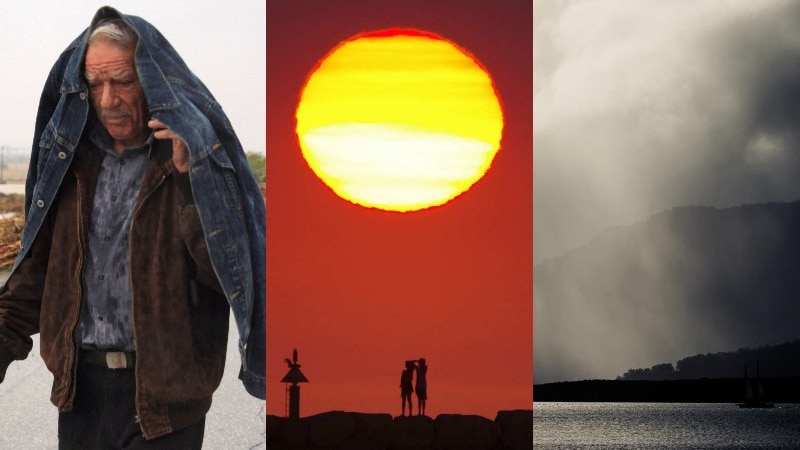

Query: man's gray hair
[[89, 18, 137, 49]]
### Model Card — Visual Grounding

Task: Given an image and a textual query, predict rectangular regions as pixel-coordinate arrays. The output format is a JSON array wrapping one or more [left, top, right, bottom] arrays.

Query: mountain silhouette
[[534, 200, 800, 384]]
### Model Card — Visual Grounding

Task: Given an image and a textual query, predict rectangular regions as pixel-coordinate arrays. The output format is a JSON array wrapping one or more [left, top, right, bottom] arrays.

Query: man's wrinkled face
[[84, 40, 149, 152]]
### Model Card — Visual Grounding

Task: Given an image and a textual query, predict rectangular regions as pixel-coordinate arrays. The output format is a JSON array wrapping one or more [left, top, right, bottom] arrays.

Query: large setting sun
[[296, 29, 504, 212]]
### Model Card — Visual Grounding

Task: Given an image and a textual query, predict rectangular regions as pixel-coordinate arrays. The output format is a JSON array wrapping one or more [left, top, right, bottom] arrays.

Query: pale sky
[[0, 1, 265, 155]]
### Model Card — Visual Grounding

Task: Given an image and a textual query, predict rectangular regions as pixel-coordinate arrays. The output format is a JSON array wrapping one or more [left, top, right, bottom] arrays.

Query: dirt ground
[[0, 193, 24, 269]]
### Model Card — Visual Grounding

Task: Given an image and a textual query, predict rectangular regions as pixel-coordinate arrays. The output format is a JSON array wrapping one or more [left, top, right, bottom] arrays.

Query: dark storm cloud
[[534, 0, 800, 263], [703, 1, 800, 203], [534, 0, 800, 384]]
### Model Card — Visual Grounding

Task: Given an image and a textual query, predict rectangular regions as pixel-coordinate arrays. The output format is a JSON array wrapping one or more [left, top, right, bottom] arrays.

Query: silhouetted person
[[415, 358, 428, 416], [400, 360, 415, 416]]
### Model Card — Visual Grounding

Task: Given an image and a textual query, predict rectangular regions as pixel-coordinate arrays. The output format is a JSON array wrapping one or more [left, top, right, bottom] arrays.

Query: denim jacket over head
[[13, 6, 265, 399]]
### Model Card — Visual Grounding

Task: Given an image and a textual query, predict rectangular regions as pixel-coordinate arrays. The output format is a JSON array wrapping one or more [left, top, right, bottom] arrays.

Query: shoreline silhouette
[[534, 377, 800, 403], [266, 409, 532, 450]]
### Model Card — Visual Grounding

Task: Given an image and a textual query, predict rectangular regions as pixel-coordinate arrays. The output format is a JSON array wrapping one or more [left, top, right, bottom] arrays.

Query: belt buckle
[[105, 351, 128, 369]]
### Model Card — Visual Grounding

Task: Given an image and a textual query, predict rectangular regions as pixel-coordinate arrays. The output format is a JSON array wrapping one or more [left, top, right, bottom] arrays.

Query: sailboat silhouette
[[738, 361, 774, 408]]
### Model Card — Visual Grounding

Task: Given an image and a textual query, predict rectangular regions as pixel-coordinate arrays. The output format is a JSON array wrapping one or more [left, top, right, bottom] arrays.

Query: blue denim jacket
[[13, 6, 265, 399]]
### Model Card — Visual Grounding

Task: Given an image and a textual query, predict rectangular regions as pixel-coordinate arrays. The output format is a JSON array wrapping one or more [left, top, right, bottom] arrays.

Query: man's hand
[[148, 119, 190, 173]]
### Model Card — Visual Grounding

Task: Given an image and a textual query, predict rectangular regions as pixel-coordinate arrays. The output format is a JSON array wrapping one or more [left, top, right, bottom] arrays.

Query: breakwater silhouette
[[266, 409, 531, 449]]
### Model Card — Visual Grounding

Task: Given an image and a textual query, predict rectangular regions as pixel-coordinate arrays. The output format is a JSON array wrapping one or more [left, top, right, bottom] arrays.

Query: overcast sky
[[0, 1, 265, 155], [534, 0, 800, 263]]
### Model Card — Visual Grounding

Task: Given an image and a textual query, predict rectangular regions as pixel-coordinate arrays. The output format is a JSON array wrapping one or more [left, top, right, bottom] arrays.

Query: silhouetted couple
[[400, 358, 428, 416]]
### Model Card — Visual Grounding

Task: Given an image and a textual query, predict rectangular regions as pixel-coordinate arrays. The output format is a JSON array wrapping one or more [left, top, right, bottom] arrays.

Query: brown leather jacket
[[0, 137, 229, 439]]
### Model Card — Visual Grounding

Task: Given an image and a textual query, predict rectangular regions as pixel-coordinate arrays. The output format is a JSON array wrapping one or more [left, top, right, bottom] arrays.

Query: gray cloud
[[534, 0, 800, 263]]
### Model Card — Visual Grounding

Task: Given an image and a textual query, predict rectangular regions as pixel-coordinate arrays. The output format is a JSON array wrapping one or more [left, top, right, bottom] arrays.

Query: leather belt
[[81, 349, 136, 369]]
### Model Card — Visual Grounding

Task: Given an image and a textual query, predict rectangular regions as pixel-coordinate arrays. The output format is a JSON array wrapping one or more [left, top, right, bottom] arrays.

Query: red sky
[[266, 0, 532, 418]]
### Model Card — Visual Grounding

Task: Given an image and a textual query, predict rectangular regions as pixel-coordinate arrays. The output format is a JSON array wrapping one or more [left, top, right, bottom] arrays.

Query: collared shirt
[[78, 125, 153, 351]]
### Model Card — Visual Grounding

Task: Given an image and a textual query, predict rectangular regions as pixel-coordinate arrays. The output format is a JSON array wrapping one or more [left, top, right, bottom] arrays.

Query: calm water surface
[[534, 402, 800, 449]]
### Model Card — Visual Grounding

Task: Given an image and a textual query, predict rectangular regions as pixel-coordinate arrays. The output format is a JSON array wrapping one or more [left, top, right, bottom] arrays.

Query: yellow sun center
[[296, 29, 504, 212]]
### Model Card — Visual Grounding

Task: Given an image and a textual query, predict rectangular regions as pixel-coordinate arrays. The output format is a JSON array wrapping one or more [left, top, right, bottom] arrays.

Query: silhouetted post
[[281, 348, 309, 419]]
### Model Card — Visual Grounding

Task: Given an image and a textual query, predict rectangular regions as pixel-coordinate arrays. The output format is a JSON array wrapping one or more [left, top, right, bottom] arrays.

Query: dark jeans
[[58, 361, 205, 449]]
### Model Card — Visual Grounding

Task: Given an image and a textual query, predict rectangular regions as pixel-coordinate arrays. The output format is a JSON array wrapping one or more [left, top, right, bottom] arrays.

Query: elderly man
[[0, 7, 265, 449]]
